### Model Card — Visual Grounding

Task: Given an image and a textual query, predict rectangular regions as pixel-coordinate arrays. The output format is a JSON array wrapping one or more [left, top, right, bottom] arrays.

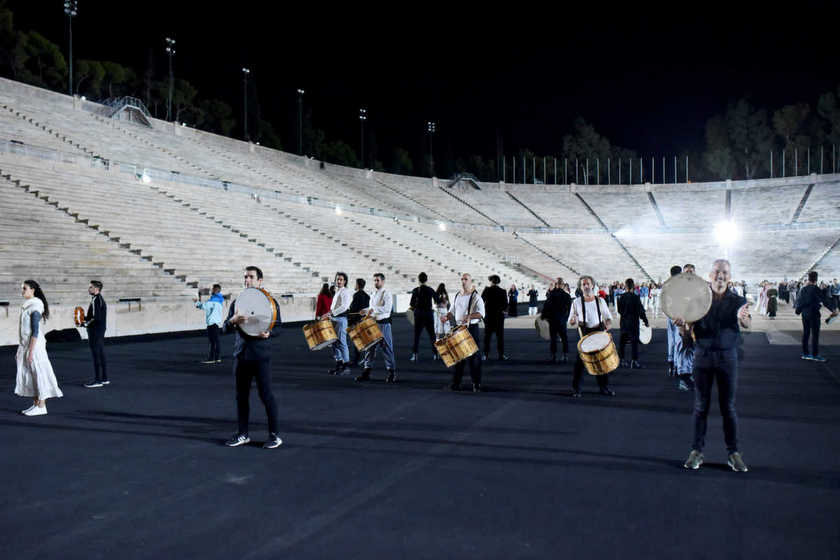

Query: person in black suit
[[541, 277, 572, 363], [617, 278, 649, 368], [795, 270, 839, 361], [481, 275, 509, 360], [222, 266, 283, 450], [409, 272, 439, 361], [348, 278, 371, 366], [83, 280, 109, 388]]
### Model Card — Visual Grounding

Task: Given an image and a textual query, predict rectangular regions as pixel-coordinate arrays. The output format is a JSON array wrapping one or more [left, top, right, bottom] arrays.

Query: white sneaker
[[20, 404, 36, 414], [24, 406, 47, 416]]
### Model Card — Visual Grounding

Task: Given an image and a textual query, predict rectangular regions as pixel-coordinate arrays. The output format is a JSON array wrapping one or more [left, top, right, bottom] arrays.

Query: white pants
[[528, 306, 537, 316]]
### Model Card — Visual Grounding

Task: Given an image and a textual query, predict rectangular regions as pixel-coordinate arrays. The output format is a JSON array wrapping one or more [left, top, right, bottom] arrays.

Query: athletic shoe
[[620, 359, 630, 368], [499, 355, 510, 361], [384, 370, 396, 383], [677, 379, 691, 391], [263, 433, 283, 449], [201, 360, 216, 364], [101, 380, 110, 385], [570, 390, 582, 398], [481, 354, 487, 361], [801, 354, 814, 360], [215, 359, 222, 364], [683, 450, 704, 470], [328, 361, 344, 375], [631, 360, 643, 369], [409, 353, 418, 362], [23, 406, 47, 416], [225, 434, 250, 447], [433, 354, 439, 361], [84, 381, 103, 388], [20, 404, 36, 414], [599, 388, 616, 397], [472, 383, 483, 393], [445, 383, 461, 391], [812, 355, 827, 363], [339, 364, 353, 376], [727, 452, 749, 472], [560, 354, 568, 363]]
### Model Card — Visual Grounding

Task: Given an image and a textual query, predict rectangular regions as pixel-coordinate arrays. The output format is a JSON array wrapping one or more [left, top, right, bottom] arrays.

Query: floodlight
[[714, 220, 739, 246]]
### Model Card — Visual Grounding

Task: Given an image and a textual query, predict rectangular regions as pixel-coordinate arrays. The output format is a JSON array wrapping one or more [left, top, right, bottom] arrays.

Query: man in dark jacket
[[481, 275, 509, 360], [348, 278, 371, 365], [618, 278, 649, 368], [541, 277, 572, 363], [409, 272, 438, 361], [223, 266, 283, 449], [795, 270, 838, 362], [83, 280, 109, 388]]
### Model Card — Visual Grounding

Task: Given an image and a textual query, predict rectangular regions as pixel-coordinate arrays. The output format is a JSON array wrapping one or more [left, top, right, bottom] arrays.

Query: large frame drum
[[434, 325, 479, 368], [661, 272, 713, 323], [347, 316, 384, 352], [235, 287, 278, 336], [303, 318, 338, 351], [577, 331, 620, 375]]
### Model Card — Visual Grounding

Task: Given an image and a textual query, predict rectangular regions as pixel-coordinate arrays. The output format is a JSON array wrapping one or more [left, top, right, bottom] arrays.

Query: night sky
[[9, 1, 839, 164]]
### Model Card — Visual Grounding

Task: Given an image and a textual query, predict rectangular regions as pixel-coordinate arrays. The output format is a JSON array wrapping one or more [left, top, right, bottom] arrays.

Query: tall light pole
[[241, 67, 250, 140], [297, 88, 305, 155], [427, 120, 436, 177], [165, 37, 176, 121], [64, 1, 78, 96], [359, 108, 367, 168]]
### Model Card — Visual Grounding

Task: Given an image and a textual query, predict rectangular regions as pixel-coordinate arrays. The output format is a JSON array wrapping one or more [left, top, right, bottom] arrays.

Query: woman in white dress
[[15, 280, 62, 416], [434, 283, 451, 340]]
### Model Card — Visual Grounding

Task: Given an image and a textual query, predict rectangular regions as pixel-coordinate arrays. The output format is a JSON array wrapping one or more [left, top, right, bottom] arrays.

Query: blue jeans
[[332, 316, 350, 363], [692, 348, 739, 453], [363, 322, 395, 371]]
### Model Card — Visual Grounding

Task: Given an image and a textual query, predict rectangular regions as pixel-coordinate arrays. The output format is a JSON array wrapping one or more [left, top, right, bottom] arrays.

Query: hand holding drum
[[660, 272, 713, 325]]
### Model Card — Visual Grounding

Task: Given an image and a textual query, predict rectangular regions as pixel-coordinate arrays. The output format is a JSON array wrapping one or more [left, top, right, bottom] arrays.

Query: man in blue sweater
[[195, 284, 225, 364]]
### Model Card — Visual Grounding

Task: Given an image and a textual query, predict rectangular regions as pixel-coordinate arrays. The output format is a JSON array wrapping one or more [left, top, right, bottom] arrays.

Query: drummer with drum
[[320, 272, 353, 376], [440, 273, 486, 392], [568, 275, 616, 397], [355, 273, 397, 384]]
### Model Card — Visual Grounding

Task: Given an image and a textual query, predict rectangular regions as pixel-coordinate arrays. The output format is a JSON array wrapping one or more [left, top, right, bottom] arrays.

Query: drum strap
[[580, 296, 604, 336]]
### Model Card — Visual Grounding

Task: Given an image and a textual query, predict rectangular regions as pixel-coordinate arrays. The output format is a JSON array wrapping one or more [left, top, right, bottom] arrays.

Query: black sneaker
[[571, 390, 582, 398], [339, 364, 353, 376], [328, 361, 344, 375], [225, 434, 250, 447], [499, 355, 510, 361], [355, 369, 372, 382], [84, 381, 103, 388], [620, 359, 630, 368], [472, 383, 483, 393], [561, 354, 568, 363], [631, 360, 642, 369], [384, 370, 396, 383], [263, 433, 283, 449], [446, 383, 461, 391], [599, 388, 616, 397]]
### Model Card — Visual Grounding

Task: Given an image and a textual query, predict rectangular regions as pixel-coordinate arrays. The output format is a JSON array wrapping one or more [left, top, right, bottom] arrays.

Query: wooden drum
[[577, 331, 620, 376], [434, 325, 479, 368], [346, 316, 383, 352], [303, 318, 338, 351]]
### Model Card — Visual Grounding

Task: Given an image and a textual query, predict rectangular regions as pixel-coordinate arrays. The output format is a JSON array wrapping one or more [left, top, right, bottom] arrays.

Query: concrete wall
[[0, 294, 412, 347]]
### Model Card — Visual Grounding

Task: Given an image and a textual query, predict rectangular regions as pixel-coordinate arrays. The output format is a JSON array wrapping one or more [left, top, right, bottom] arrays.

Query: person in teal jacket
[[195, 284, 225, 364]]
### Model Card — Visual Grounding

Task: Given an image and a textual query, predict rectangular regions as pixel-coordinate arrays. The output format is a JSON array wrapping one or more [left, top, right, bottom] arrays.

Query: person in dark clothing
[[527, 285, 539, 316], [223, 266, 283, 450], [679, 259, 751, 473], [348, 278, 371, 366], [409, 272, 439, 361], [507, 284, 519, 317], [481, 275, 509, 360], [617, 278, 649, 368], [83, 280, 109, 388], [795, 270, 838, 362], [541, 277, 572, 363]]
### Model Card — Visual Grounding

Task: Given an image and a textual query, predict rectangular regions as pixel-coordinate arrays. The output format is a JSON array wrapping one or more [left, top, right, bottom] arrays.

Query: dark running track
[[1, 322, 838, 560]]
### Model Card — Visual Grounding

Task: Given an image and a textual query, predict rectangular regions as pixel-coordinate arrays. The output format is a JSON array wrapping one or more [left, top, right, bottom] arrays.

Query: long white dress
[[15, 298, 63, 400], [434, 300, 451, 338]]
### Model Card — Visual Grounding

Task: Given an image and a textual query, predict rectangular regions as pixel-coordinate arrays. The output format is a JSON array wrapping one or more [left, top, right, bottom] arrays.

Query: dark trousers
[[412, 309, 436, 354], [572, 354, 609, 392], [802, 314, 821, 356], [88, 332, 107, 382], [618, 327, 639, 361], [548, 320, 569, 356], [483, 316, 504, 357], [234, 357, 279, 436], [453, 324, 482, 386], [692, 349, 739, 453], [207, 324, 221, 361]]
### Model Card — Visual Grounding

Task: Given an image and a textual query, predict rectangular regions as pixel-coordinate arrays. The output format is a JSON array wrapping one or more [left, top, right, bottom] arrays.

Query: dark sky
[[9, 2, 839, 164]]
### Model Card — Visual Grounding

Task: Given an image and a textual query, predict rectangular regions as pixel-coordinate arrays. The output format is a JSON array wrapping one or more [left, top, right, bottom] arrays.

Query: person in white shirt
[[440, 273, 486, 392], [319, 272, 353, 375], [567, 275, 615, 397], [356, 273, 397, 383]]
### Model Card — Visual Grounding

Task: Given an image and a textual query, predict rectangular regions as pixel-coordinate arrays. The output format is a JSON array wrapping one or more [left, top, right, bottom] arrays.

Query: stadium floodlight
[[297, 89, 305, 155], [359, 108, 367, 168], [438, 222, 446, 231], [714, 220, 739, 246], [140, 171, 151, 184], [242, 67, 250, 141], [426, 121, 436, 177], [64, 1, 78, 96], [165, 37, 176, 121], [335, 206, 343, 215]]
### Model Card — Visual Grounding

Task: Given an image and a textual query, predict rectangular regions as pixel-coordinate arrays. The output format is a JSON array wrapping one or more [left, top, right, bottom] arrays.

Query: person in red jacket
[[315, 283, 333, 318]]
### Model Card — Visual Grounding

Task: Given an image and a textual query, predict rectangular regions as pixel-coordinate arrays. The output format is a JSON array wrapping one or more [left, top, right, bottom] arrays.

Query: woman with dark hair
[[15, 280, 62, 416], [508, 284, 519, 317], [316, 283, 333, 318], [434, 283, 450, 341]]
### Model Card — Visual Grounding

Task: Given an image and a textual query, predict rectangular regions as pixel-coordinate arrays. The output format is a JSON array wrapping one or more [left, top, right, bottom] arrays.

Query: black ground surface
[[1, 323, 838, 560]]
